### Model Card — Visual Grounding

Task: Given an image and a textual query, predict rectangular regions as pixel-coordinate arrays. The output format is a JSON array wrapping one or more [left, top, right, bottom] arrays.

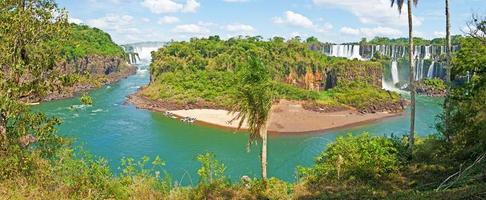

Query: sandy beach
[[128, 92, 402, 134], [170, 100, 400, 134]]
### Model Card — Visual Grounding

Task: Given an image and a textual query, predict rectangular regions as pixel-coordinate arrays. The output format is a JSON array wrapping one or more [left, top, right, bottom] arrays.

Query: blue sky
[[59, 0, 485, 44]]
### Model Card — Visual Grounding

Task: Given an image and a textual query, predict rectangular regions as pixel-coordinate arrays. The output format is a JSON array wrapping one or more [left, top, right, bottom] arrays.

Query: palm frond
[[390, 0, 405, 14], [230, 56, 275, 150]]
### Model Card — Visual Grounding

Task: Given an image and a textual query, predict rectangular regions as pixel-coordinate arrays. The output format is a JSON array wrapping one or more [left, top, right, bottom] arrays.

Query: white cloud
[[141, 0, 199, 14], [69, 17, 83, 24], [225, 23, 255, 33], [172, 24, 210, 34], [312, 0, 422, 27], [86, 14, 147, 43], [86, 14, 135, 31], [340, 26, 402, 38], [315, 23, 333, 33], [142, 18, 151, 22], [273, 11, 333, 33], [182, 0, 200, 12], [273, 11, 314, 28], [340, 27, 360, 36], [158, 16, 179, 24]]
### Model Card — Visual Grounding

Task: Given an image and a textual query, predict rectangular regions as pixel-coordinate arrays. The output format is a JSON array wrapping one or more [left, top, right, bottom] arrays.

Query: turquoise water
[[34, 64, 443, 184]]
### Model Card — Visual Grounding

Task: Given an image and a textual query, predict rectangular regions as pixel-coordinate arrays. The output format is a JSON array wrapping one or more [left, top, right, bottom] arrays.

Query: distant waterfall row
[[323, 44, 459, 84], [122, 42, 166, 64]]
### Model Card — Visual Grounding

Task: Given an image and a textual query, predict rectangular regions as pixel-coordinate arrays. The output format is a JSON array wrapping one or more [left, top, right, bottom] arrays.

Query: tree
[[439, 16, 486, 160], [0, 0, 67, 151], [231, 56, 275, 182], [390, 0, 419, 154]]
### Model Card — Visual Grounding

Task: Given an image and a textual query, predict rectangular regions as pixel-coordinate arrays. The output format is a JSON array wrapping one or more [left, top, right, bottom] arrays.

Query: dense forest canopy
[[55, 24, 126, 59], [358, 35, 464, 46]]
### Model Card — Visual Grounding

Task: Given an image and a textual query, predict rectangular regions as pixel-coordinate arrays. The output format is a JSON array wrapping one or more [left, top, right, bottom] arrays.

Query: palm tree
[[390, 0, 419, 154], [231, 56, 275, 182]]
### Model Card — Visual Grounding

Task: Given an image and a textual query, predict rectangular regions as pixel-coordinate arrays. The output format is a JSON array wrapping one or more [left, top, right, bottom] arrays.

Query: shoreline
[[25, 64, 137, 104], [128, 89, 404, 135]]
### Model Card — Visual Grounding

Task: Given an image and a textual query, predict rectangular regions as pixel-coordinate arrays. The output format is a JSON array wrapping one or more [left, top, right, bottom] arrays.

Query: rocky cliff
[[324, 60, 383, 89], [26, 55, 136, 102]]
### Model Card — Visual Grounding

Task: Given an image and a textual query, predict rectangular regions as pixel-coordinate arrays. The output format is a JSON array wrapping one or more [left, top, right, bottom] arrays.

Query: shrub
[[421, 78, 447, 90], [301, 133, 401, 183], [330, 82, 401, 110], [80, 94, 93, 105]]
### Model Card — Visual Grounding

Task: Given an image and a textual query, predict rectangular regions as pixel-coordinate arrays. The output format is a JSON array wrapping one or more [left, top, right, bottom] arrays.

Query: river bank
[[24, 60, 137, 103], [128, 89, 402, 134]]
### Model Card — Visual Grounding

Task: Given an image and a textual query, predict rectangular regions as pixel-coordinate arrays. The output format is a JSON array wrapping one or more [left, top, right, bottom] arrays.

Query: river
[[34, 64, 443, 184]]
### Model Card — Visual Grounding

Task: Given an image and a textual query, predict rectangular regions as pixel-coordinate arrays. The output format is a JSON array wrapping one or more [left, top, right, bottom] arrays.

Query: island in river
[[126, 37, 408, 134]]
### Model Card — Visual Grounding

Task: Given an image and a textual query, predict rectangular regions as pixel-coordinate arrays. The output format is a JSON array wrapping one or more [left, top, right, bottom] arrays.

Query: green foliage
[[367, 36, 463, 46], [80, 94, 93, 105], [143, 69, 317, 108], [274, 82, 319, 100], [301, 133, 401, 183], [53, 24, 125, 59], [143, 70, 237, 107], [421, 78, 447, 90], [196, 153, 227, 185], [247, 177, 292, 200], [330, 82, 401, 110], [439, 35, 486, 161], [150, 36, 331, 80]]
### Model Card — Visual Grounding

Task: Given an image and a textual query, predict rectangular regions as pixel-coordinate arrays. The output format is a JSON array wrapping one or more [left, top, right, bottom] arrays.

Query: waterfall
[[325, 44, 363, 60], [415, 59, 425, 81], [391, 60, 399, 84], [322, 43, 458, 87], [427, 61, 435, 78], [122, 42, 166, 64], [133, 46, 160, 62]]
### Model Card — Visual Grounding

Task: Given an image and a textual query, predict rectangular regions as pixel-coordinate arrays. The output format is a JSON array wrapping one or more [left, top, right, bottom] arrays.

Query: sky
[[59, 0, 486, 44]]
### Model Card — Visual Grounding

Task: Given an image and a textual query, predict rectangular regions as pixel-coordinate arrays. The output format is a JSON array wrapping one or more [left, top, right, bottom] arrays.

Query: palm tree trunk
[[261, 125, 267, 181], [444, 0, 452, 142], [445, 0, 452, 83], [407, 0, 416, 154]]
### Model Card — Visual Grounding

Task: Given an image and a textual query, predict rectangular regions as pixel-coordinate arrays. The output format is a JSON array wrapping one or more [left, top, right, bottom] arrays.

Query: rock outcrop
[[25, 55, 136, 102]]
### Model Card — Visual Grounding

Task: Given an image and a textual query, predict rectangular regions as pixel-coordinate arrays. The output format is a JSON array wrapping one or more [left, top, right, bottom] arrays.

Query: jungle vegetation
[[144, 36, 402, 112]]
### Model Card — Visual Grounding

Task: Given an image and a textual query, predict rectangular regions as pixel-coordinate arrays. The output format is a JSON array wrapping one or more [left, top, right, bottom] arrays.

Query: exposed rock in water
[[357, 100, 408, 114], [415, 83, 446, 97]]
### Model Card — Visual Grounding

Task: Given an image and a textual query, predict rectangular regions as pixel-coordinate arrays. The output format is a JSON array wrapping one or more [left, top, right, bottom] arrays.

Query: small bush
[[422, 78, 446, 90], [80, 94, 93, 105], [301, 133, 401, 183]]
